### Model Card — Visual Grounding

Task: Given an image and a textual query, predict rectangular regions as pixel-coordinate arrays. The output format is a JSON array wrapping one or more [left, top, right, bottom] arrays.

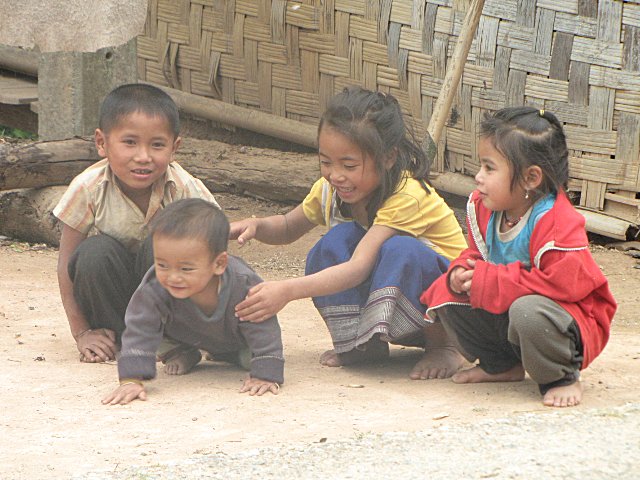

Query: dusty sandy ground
[[1, 192, 639, 479]]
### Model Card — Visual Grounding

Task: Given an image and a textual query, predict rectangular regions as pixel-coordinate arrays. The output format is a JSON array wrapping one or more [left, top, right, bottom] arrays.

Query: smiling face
[[95, 111, 181, 202], [152, 234, 226, 307], [317, 126, 382, 213], [475, 136, 531, 218]]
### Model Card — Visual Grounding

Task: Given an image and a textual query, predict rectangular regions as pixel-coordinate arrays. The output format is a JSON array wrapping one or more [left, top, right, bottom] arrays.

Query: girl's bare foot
[[452, 363, 525, 384], [319, 338, 390, 367], [319, 349, 342, 367], [163, 348, 202, 375], [543, 381, 583, 408], [409, 347, 466, 380]]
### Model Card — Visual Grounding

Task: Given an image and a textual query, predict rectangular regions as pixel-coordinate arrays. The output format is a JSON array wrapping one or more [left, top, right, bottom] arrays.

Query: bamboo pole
[[152, 84, 318, 149]]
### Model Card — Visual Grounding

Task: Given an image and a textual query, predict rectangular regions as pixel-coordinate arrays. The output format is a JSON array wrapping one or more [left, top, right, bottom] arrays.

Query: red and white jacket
[[421, 190, 616, 368]]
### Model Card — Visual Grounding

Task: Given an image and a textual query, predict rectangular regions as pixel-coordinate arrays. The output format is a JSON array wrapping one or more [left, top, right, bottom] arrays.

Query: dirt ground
[[1, 191, 640, 479]]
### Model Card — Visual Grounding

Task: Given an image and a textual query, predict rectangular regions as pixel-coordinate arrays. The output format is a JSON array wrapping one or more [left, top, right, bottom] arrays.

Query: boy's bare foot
[[319, 338, 390, 367], [409, 347, 465, 380], [543, 381, 583, 408], [163, 348, 202, 375], [452, 363, 525, 384]]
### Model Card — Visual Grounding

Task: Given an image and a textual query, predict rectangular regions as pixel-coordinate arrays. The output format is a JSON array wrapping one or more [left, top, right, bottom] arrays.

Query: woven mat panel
[[138, 0, 640, 210]]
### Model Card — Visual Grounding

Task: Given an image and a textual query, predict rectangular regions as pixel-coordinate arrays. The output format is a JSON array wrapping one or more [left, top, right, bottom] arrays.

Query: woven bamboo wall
[[137, 0, 640, 224]]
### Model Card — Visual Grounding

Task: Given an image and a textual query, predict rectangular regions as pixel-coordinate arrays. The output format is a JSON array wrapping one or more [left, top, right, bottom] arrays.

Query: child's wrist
[[73, 328, 92, 341], [119, 378, 144, 387]]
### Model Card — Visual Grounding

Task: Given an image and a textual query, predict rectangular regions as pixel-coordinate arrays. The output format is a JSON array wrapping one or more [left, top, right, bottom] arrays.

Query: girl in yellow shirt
[[231, 86, 467, 379]]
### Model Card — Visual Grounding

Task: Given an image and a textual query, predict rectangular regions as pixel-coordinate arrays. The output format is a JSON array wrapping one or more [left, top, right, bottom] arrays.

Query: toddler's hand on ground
[[235, 281, 289, 322], [229, 219, 258, 246], [101, 382, 147, 405], [76, 328, 117, 362], [240, 377, 280, 396]]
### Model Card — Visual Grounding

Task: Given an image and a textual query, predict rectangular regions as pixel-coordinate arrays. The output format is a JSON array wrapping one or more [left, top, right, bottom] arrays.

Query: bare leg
[[409, 323, 466, 380], [163, 348, 202, 375], [543, 381, 583, 408], [452, 363, 525, 384]]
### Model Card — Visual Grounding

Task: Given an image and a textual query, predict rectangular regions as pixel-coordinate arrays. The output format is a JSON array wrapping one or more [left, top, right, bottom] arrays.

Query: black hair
[[318, 86, 429, 226], [151, 199, 229, 257], [479, 106, 569, 195], [98, 83, 180, 137]]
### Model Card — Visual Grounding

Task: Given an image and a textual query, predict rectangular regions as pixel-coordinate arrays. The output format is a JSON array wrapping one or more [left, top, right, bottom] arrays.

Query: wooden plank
[[0, 75, 38, 105], [476, 15, 500, 67], [569, 61, 590, 105], [588, 86, 615, 130], [579, 180, 606, 209], [506, 68, 526, 106], [534, 8, 556, 56], [597, 0, 623, 43], [615, 112, 640, 189], [516, 0, 536, 28], [578, 0, 598, 18], [550, 32, 574, 80], [623, 25, 640, 72]]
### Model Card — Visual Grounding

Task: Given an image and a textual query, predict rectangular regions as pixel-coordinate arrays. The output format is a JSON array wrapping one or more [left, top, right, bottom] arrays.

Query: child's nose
[[330, 168, 346, 182], [135, 146, 152, 162]]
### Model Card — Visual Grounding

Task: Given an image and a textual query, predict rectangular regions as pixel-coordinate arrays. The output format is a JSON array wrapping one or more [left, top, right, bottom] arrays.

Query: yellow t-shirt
[[302, 176, 466, 260], [53, 159, 219, 252]]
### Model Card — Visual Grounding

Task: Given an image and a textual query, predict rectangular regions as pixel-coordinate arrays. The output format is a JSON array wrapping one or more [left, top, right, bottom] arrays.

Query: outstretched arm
[[235, 224, 397, 322], [229, 204, 315, 246]]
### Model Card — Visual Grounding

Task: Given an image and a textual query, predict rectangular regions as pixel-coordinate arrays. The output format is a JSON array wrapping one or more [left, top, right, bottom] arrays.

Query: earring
[[525, 190, 530, 200]]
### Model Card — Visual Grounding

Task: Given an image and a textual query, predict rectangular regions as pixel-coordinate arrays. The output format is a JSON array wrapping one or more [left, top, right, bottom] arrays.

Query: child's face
[[95, 111, 181, 200], [318, 126, 382, 210], [476, 137, 528, 214], [152, 234, 226, 304]]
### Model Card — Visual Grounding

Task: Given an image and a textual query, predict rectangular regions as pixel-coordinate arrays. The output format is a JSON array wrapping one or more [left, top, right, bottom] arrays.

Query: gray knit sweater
[[117, 255, 284, 384]]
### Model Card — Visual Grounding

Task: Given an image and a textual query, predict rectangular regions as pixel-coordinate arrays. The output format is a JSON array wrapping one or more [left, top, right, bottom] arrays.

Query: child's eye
[[152, 142, 167, 149], [123, 139, 136, 146], [344, 164, 357, 170], [181, 267, 195, 272], [319, 159, 331, 167], [156, 262, 167, 269]]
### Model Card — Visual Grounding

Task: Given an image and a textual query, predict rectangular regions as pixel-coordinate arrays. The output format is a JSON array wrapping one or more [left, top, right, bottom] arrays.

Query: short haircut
[[98, 83, 180, 137], [151, 199, 229, 257]]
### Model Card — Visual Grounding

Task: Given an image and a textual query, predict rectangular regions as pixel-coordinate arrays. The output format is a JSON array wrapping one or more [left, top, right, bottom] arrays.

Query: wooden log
[[0, 137, 635, 241], [0, 45, 38, 76], [0, 137, 100, 190], [0, 136, 318, 203], [0, 187, 65, 245]]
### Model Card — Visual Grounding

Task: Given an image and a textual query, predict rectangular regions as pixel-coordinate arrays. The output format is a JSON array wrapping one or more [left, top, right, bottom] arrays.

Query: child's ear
[[383, 148, 398, 170], [524, 165, 543, 190], [212, 251, 228, 275], [171, 136, 182, 155], [95, 129, 107, 158]]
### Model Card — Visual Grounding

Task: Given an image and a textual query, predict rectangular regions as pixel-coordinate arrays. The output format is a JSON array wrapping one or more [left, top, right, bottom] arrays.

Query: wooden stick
[[424, 0, 485, 157]]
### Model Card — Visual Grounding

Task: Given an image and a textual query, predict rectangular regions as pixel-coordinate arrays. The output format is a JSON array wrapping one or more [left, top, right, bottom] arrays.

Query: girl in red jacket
[[421, 107, 616, 408]]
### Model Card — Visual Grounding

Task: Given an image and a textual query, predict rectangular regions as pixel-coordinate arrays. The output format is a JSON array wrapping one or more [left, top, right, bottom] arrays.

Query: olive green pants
[[435, 295, 583, 394]]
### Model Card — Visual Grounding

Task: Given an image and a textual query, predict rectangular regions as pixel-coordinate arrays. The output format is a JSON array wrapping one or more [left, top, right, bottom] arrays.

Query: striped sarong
[[305, 222, 450, 353]]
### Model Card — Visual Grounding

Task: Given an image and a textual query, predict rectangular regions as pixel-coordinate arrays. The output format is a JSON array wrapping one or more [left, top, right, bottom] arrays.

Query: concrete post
[[37, 39, 137, 141]]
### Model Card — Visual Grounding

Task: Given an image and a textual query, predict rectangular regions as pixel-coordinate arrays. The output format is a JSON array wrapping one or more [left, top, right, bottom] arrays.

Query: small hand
[[101, 383, 147, 405], [76, 328, 117, 362], [235, 281, 290, 322], [229, 219, 258, 246], [239, 377, 281, 396]]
